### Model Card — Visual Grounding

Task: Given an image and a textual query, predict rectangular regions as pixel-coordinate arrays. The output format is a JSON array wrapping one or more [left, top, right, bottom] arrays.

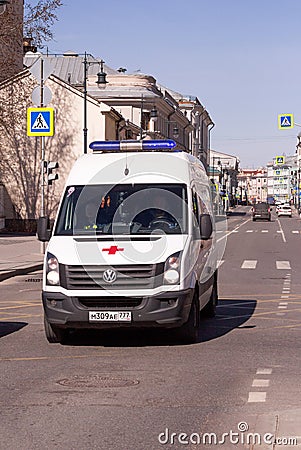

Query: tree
[[0, 76, 42, 219], [24, 0, 63, 49]]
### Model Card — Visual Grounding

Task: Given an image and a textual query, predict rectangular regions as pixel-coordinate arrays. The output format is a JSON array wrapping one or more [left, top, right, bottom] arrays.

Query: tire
[[176, 290, 200, 344], [44, 315, 68, 344], [202, 277, 218, 318], [252, 218, 256, 221]]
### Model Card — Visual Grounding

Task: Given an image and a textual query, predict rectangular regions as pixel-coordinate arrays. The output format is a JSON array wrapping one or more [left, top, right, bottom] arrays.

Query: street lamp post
[[83, 52, 107, 153], [148, 106, 180, 139]]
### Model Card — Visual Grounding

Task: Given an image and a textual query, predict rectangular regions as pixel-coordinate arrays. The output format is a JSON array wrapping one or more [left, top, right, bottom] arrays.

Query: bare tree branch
[[24, 0, 63, 49]]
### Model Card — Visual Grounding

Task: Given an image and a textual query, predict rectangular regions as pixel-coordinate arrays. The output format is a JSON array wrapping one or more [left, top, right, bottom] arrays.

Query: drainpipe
[[193, 108, 207, 159], [167, 110, 176, 138], [208, 122, 215, 173], [183, 123, 191, 153]]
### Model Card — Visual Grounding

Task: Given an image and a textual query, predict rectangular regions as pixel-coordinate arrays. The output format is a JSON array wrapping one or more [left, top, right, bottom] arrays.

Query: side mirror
[[199, 213, 213, 240], [37, 216, 51, 242]]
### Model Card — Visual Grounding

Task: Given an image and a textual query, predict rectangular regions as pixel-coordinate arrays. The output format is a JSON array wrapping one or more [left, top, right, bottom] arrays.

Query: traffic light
[[47, 161, 59, 185]]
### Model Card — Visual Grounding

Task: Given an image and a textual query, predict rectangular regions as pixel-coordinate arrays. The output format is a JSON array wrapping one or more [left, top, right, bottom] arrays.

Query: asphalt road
[[1, 206, 301, 450]]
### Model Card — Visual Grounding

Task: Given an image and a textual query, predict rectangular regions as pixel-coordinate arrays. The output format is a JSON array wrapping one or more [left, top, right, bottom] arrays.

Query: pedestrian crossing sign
[[278, 114, 294, 129], [27, 107, 54, 136], [275, 156, 285, 165]]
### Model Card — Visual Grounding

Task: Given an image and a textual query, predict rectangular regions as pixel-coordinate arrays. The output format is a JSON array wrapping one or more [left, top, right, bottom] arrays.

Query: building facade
[[237, 169, 267, 204], [209, 150, 240, 211], [266, 155, 297, 205]]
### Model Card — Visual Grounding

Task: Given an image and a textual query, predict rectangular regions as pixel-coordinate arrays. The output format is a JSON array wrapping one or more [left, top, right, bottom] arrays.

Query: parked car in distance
[[276, 205, 292, 218], [251, 202, 271, 221]]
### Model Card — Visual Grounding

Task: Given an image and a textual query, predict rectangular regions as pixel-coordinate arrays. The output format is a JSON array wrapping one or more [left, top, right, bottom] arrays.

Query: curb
[[0, 263, 43, 282]]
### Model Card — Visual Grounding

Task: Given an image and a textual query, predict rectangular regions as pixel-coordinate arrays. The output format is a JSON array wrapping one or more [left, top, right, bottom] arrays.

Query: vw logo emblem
[[103, 269, 117, 284]]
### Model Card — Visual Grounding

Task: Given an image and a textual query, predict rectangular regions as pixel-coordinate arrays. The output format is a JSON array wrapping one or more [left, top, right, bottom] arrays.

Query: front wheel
[[176, 290, 200, 344], [44, 315, 68, 344], [202, 278, 218, 318]]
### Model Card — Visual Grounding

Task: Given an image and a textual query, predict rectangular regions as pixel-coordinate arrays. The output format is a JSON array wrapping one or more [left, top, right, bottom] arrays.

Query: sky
[[45, 0, 301, 168]]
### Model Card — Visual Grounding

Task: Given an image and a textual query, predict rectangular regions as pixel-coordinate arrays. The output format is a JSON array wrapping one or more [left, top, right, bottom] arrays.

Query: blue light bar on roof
[[89, 139, 177, 152]]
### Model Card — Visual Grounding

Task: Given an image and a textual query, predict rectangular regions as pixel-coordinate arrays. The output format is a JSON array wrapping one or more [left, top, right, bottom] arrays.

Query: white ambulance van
[[38, 139, 223, 344]]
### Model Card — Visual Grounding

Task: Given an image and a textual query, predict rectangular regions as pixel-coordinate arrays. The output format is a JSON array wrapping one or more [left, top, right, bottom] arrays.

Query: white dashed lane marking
[[256, 368, 272, 375], [241, 260, 257, 269], [220, 260, 293, 270], [252, 379, 270, 387], [248, 392, 267, 403], [221, 230, 301, 234], [276, 261, 291, 270], [247, 368, 272, 403]]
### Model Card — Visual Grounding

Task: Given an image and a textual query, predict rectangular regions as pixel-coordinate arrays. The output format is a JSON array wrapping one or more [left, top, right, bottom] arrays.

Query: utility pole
[[140, 94, 144, 140], [39, 58, 46, 253], [40, 58, 45, 218], [82, 52, 107, 153], [83, 52, 88, 154]]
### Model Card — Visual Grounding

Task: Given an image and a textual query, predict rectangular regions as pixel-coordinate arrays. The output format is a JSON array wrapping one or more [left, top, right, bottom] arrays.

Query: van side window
[[192, 190, 200, 224]]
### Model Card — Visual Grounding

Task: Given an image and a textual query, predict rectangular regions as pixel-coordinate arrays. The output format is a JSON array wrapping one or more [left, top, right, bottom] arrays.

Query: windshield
[[55, 184, 188, 235]]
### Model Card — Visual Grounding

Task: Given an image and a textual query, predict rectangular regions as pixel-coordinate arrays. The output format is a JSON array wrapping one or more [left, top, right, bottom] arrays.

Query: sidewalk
[[0, 233, 44, 282]]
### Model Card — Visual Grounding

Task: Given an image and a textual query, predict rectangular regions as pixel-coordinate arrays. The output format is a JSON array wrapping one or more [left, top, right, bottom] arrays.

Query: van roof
[[65, 151, 206, 186]]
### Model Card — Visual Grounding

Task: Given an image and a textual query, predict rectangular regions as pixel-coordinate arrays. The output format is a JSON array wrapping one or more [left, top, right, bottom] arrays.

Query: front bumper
[[42, 288, 194, 330]]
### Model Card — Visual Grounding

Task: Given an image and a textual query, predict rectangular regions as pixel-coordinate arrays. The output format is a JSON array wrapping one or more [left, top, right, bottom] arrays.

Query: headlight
[[46, 252, 60, 286], [163, 252, 181, 284], [164, 269, 179, 284]]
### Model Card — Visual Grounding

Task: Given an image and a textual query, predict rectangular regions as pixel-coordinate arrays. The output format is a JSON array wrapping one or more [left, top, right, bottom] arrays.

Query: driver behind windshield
[[150, 195, 175, 223], [134, 193, 179, 229]]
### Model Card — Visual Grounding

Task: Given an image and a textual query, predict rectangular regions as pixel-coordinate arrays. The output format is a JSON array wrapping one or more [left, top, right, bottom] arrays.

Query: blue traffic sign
[[278, 114, 294, 129], [27, 107, 54, 136]]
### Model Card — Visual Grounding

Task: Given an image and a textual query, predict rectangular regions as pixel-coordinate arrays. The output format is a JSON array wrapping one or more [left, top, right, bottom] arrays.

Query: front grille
[[61, 263, 164, 290], [78, 296, 142, 308]]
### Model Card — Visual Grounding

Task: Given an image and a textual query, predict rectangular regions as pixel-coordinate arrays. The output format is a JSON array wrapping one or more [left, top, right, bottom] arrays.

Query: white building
[[266, 155, 296, 204], [237, 169, 267, 204], [209, 150, 239, 210]]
